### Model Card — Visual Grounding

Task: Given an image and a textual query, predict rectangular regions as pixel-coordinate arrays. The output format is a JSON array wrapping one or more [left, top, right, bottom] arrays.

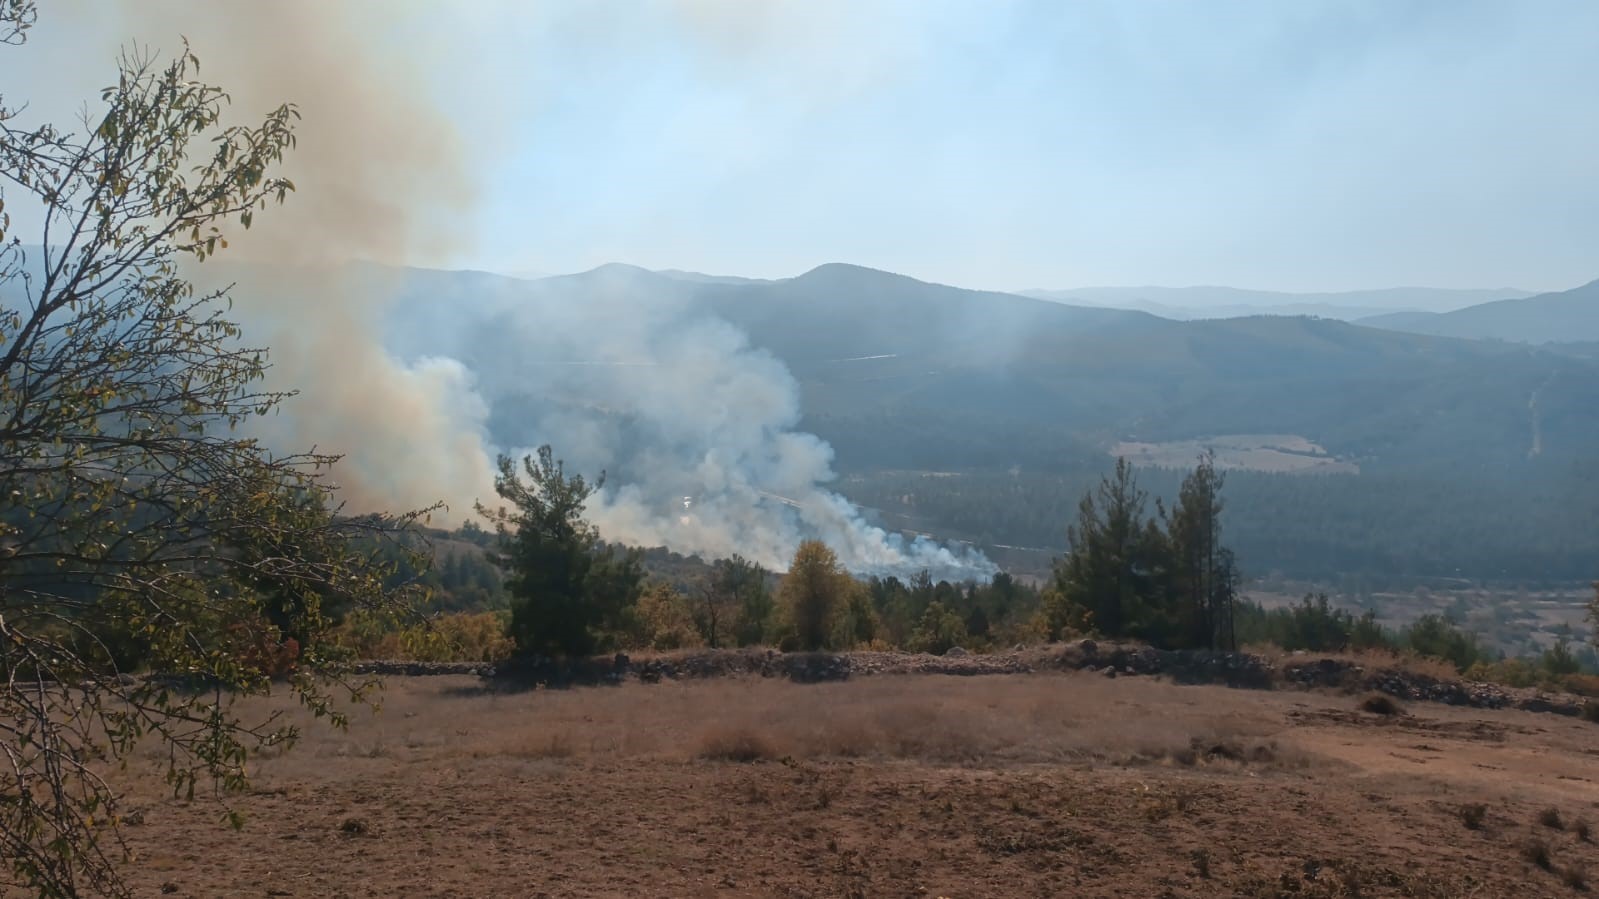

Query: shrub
[[335, 610, 513, 662], [1574, 818, 1592, 843], [907, 601, 968, 655], [1562, 674, 1599, 698], [698, 727, 778, 763], [1538, 807, 1566, 831], [1522, 838, 1553, 871], [1564, 866, 1588, 891], [1458, 803, 1488, 830], [1359, 693, 1404, 716], [1402, 614, 1487, 672], [1542, 640, 1581, 677], [631, 583, 701, 650]]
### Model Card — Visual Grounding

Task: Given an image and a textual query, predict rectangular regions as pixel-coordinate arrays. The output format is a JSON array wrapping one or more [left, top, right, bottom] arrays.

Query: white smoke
[[384, 266, 997, 580], [29, 2, 995, 579]]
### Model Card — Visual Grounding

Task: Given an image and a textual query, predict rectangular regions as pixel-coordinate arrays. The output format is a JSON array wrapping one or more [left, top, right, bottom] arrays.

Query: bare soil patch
[[92, 674, 1599, 898]]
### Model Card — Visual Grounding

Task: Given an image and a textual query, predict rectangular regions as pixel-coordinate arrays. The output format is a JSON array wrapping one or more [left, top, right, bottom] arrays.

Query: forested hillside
[[1359, 279, 1599, 344], [376, 262, 1599, 584]]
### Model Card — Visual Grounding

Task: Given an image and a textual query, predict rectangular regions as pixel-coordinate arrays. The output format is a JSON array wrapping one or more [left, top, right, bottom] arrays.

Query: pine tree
[[1046, 458, 1160, 640], [477, 446, 642, 657], [1159, 452, 1238, 651]]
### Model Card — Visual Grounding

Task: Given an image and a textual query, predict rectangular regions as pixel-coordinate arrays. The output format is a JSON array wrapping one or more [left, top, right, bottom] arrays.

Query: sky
[[5, 0, 1599, 293]]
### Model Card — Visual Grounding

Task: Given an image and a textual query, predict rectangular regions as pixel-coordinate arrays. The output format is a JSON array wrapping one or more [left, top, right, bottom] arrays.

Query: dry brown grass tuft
[[698, 726, 779, 763], [219, 672, 1325, 777], [518, 732, 576, 760], [1457, 803, 1488, 830], [1522, 838, 1553, 871], [1537, 806, 1566, 831], [1565, 865, 1590, 892], [1359, 693, 1404, 716], [338, 817, 372, 837], [1332, 648, 1461, 682], [1575, 818, 1592, 843], [1560, 674, 1599, 698]]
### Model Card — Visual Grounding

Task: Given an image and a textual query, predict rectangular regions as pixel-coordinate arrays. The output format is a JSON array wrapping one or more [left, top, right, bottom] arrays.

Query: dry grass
[[1458, 802, 1488, 830], [1538, 806, 1566, 831], [102, 672, 1599, 899], [1359, 693, 1405, 716], [697, 726, 778, 762], [228, 673, 1319, 774], [1335, 648, 1462, 683], [1522, 838, 1554, 871]]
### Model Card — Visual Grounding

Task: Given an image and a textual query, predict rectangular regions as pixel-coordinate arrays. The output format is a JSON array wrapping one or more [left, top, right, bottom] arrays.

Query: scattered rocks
[[352, 660, 493, 677]]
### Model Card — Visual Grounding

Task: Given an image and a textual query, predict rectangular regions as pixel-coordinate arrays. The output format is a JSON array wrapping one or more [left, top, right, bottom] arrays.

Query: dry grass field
[[99, 673, 1599, 898]]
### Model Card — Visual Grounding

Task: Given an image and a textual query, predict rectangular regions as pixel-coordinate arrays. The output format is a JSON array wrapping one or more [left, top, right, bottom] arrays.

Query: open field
[[105, 673, 1599, 898], [1110, 434, 1360, 475]]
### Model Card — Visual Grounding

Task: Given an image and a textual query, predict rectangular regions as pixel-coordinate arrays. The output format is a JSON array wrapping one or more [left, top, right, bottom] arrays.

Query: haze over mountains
[[1356, 279, 1599, 344], [1019, 285, 1533, 323], [351, 259, 1599, 583]]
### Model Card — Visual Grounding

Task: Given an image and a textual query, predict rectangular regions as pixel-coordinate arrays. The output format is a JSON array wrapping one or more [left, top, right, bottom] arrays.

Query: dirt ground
[[102, 673, 1599, 898]]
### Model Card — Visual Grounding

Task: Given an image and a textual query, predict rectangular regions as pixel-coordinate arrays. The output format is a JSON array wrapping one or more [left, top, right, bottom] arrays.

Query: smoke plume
[[384, 267, 997, 579], [82, 1, 496, 519], [62, 3, 993, 578]]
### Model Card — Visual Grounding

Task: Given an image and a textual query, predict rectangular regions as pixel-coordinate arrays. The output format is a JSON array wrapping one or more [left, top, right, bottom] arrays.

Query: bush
[[1561, 674, 1599, 698], [630, 583, 701, 650], [698, 727, 778, 763], [1543, 640, 1582, 677], [1458, 803, 1488, 830], [1359, 693, 1404, 716], [1402, 614, 1488, 673], [1538, 807, 1566, 831], [335, 610, 513, 662], [778, 541, 853, 651], [907, 601, 968, 655], [1521, 838, 1553, 871]]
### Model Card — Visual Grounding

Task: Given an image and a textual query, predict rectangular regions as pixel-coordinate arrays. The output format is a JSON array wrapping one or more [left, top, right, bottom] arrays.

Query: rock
[[944, 646, 969, 658]]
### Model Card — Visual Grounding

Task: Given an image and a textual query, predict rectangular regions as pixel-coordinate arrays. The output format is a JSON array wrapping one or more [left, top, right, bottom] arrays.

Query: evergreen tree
[[1046, 458, 1160, 640], [710, 554, 772, 646], [477, 446, 642, 657], [1159, 452, 1238, 650]]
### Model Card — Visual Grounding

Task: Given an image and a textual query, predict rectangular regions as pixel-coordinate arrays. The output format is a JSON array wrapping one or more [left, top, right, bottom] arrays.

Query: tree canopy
[[477, 446, 643, 657], [0, 6, 426, 894]]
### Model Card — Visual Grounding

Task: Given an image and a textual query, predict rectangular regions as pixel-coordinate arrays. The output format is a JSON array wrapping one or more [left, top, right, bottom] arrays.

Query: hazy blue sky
[[8, 1, 1599, 292]]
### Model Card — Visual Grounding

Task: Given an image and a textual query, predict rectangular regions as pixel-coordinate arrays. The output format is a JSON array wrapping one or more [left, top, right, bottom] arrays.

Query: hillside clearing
[[106, 673, 1599, 898]]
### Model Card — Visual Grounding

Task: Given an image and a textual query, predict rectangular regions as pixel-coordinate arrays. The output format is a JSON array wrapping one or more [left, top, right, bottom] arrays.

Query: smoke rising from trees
[[28, 2, 994, 578]]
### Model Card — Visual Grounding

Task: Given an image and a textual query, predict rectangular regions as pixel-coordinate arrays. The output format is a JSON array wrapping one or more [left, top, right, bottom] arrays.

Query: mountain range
[[381, 261, 1599, 477], [1018, 284, 1532, 322], [1356, 279, 1599, 344]]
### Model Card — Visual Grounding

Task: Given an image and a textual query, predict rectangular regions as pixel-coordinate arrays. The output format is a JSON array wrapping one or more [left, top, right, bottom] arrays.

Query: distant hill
[[381, 262, 1599, 477], [362, 261, 1599, 582], [1020, 285, 1531, 322], [1356, 279, 1599, 344]]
